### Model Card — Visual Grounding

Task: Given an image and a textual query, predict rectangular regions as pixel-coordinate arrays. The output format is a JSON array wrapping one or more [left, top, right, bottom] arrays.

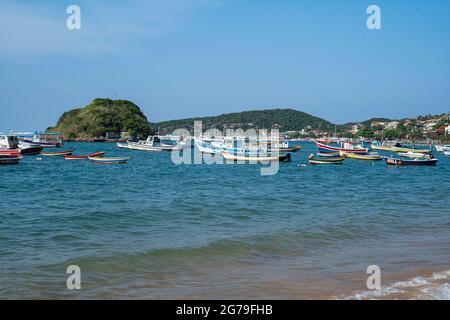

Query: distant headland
[[48, 98, 153, 140]]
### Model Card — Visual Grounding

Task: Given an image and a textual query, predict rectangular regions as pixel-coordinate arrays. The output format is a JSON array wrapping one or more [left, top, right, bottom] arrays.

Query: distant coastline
[[45, 98, 450, 143]]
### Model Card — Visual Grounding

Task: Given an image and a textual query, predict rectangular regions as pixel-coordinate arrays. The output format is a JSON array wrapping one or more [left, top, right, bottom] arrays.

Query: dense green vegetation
[[49, 99, 153, 139], [153, 108, 333, 134]]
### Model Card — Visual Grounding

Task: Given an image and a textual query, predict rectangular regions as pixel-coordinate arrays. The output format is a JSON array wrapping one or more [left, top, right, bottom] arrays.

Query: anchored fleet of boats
[[1, 130, 449, 167]]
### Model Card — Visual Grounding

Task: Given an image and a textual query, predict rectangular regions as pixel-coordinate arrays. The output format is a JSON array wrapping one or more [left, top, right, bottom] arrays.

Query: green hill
[[153, 108, 333, 134], [50, 98, 153, 139]]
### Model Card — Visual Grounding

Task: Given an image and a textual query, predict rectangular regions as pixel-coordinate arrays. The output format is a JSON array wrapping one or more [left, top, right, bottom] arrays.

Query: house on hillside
[[350, 124, 360, 134], [385, 121, 399, 130], [371, 121, 386, 128]]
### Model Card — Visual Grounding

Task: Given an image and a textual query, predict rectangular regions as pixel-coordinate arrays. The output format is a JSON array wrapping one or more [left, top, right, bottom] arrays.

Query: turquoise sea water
[[1, 142, 449, 299]]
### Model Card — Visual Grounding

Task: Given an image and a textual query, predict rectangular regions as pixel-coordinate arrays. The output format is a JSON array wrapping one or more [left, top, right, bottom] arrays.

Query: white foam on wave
[[418, 283, 450, 300], [339, 269, 450, 300]]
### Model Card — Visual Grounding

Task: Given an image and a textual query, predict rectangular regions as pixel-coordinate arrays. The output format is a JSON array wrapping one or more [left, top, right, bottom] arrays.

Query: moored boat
[[279, 145, 302, 153], [308, 153, 345, 164], [398, 152, 431, 159], [435, 145, 445, 152], [317, 152, 340, 157], [125, 135, 181, 152], [390, 146, 431, 154], [371, 144, 395, 151], [221, 151, 291, 162], [17, 132, 64, 148], [385, 157, 438, 166], [64, 152, 105, 160], [340, 151, 383, 161], [88, 156, 130, 164], [41, 149, 74, 157], [0, 134, 23, 157], [315, 141, 368, 154], [444, 150, 450, 156]]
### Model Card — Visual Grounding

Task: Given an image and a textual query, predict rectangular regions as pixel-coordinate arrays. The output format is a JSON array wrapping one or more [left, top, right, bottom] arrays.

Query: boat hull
[[371, 145, 394, 151], [390, 147, 431, 154], [278, 145, 302, 153], [88, 156, 130, 164], [221, 152, 290, 162], [64, 152, 105, 160], [0, 156, 21, 165], [385, 157, 438, 166], [308, 155, 345, 164], [0, 149, 21, 157], [341, 152, 383, 161], [20, 146, 43, 155], [42, 149, 74, 157]]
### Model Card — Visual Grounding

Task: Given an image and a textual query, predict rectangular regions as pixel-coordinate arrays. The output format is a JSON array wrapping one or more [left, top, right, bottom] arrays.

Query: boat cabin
[[0, 134, 19, 149]]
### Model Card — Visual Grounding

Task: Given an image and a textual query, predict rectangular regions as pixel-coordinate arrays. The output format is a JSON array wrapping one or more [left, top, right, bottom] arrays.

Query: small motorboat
[[435, 145, 445, 152], [371, 144, 395, 151], [315, 141, 369, 154], [278, 145, 302, 153], [221, 151, 291, 162], [317, 152, 340, 157], [398, 152, 431, 159], [390, 147, 431, 154], [444, 150, 450, 156], [64, 152, 105, 160], [385, 157, 438, 166], [308, 153, 345, 165], [0, 155, 22, 165], [341, 151, 383, 161], [88, 156, 130, 164], [42, 149, 74, 157]]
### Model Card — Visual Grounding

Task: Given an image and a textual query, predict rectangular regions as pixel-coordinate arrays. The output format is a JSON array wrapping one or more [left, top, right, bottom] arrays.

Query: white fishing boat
[[435, 145, 445, 152], [15, 131, 63, 148], [122, 135, 182, 152], [444, 150, 450, 156], [195, 136, 294, 155]]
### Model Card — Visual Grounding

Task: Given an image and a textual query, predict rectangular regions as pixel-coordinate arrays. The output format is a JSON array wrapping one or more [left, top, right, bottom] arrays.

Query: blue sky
[[1, 0, 450, 131]]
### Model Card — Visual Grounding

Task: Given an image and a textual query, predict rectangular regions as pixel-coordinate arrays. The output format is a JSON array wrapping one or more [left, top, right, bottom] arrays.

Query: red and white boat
[[0, 134, 22, 157], [315, 141, 369, 155]]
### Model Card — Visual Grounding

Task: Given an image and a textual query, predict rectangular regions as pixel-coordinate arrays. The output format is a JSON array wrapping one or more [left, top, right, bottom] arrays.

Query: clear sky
[[1, 0, 449, 131]]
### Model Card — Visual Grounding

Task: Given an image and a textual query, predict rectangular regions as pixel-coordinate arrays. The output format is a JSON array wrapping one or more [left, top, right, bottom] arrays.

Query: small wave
[[340, 270, 450, 300]]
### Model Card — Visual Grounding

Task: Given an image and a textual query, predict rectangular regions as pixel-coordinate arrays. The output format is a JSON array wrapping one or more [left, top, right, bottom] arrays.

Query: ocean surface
[[1, 141, 449, 299]]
